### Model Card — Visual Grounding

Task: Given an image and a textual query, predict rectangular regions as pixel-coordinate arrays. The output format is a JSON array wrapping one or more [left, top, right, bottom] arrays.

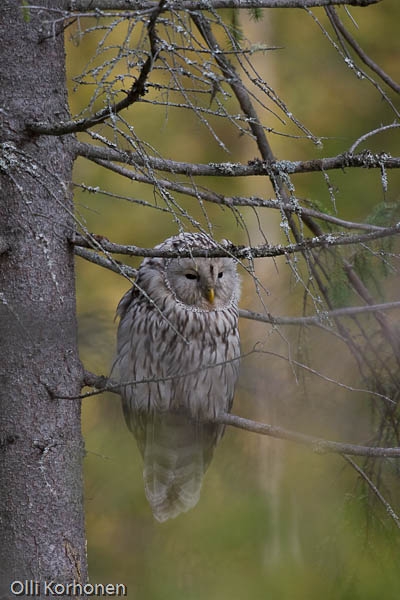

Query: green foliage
[[353, 202, 400, 293], [20, 0, 30, 23], [366, 201, 400, 228], [227, 8, 264, 50], [227, 9, 244, 50], [311, 201, 400, 308], [302, 197, 336, 232], [248, 7, 263, 22], [326, 250, 351, 308]]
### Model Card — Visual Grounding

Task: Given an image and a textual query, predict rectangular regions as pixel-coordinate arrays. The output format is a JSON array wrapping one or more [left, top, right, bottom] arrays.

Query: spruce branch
[[72, 226, 400, 259], [81, 371, 400, 459], [75, 140, 400, 176], [69, 0, 383, 11]]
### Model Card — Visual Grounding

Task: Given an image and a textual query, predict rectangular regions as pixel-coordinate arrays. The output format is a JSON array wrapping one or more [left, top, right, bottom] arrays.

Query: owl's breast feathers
[[116, 275, 239, 420]]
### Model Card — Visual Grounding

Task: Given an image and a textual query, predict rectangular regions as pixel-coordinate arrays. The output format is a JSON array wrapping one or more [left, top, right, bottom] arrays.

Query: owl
[[115, 232, 240, 522]]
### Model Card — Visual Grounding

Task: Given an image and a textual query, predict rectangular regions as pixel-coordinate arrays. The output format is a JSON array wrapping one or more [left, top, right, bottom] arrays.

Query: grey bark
[[0, 0, 87, 594]]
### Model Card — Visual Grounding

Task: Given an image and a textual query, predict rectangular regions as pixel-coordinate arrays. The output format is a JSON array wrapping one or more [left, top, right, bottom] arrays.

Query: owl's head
[[137, 233, 240, 312], [164, 256, 239, 311]]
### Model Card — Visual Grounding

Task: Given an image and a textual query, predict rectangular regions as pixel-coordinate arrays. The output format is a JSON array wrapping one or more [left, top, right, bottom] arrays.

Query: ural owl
[[115, 232, 240, 522]]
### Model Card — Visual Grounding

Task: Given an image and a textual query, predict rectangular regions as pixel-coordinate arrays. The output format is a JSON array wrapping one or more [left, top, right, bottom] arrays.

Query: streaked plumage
[[115, 232, 240, 522]]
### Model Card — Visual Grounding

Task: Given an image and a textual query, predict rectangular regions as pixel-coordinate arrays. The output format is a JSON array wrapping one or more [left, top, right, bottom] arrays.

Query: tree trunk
[[0, 0, 87, 593]]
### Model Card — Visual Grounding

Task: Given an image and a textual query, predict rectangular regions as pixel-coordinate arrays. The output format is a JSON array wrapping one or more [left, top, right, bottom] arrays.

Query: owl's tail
[[142, 411, 220, 522]]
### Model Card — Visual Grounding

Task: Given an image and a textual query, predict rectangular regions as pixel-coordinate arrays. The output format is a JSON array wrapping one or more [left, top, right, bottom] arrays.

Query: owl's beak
[[205, 287, 215, 304]]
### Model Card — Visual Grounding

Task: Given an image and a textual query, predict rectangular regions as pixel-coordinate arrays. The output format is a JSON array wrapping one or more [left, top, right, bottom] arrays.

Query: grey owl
[[115, 232, 240, 522]]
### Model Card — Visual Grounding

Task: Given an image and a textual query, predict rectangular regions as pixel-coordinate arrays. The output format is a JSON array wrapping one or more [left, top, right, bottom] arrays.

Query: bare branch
[[81, 371, 400, 459], [343, 455, 400, 529], [90, 156, 384, 232], [72, 225, 400, 259], [69, 0, 383, 11], [75, 140, 400, 177], [326, 7, 400, 95], [308, 7, 400, 119], [349, 123, 400, 154], [191, 11, 275, 162], [218, 413, 400, 458], [74, 246, 137, 277], [73, 246, 400, 328], [240, 302, 400, 326], [27, 0, 167, 136]]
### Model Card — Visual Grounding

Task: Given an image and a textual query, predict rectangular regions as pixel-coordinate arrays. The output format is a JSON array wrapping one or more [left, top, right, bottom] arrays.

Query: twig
[[189, 5, 384, 380], [191, 12, 274, 162], [349, 123, 400, 154], [88, 156, 385, 232], [343, 258, 400, 364], [27, 0, 167, 135], [343, 455, 400, 529], [326, 7, 400, 95], [250, 347, 395, 405]]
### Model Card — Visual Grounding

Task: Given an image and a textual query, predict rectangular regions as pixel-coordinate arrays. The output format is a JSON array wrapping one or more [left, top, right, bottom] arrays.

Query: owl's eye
[[185, 272, 199, 280], [218, 272, 223, 279]]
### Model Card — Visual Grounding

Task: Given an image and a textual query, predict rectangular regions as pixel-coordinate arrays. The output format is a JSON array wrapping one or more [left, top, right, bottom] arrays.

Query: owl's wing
[[135, 410, 221, 522], [115, 286, 137, 321]]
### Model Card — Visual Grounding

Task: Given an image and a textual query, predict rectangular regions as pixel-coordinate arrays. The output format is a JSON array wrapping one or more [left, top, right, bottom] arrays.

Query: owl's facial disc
[[165, 257, 237, 310], [182, 266, 215, 304]]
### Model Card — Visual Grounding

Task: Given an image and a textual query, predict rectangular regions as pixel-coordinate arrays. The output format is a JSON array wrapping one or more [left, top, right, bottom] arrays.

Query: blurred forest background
[[68, 2, 400, 598]]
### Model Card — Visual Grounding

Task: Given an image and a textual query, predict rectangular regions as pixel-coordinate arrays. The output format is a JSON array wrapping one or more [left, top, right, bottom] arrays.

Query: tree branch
[[218, 413, 400, 458], [69, 0, 382, 11], [74, 246, 137, 278], [81, 371, 400, 458], [349, 123, 400, 154], [189, 4, 388, 379], [27, 0, 167, 136], [72, 224, 400, 259], [89, 156, 384, 232], [343, 455, 400, 529], [240, 302, 400, 326], [74, 246, 400, 326], [326, 7, 400, 95], [192, 11, 275, 162], [75, 141, 400, 177]]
